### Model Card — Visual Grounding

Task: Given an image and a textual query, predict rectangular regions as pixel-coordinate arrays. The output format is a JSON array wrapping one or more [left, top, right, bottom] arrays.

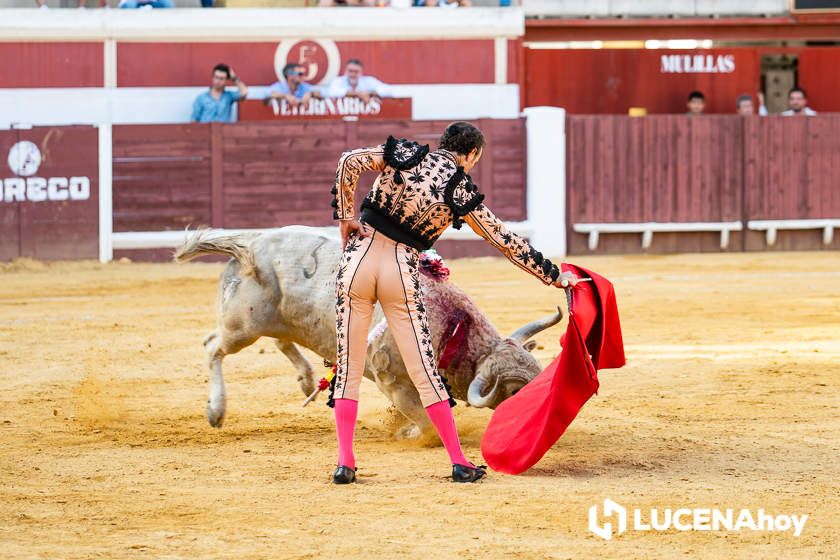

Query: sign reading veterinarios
[[238, 98, 412, 121]]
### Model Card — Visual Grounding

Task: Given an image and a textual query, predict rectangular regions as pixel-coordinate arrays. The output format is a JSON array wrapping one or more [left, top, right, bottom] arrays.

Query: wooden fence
[[112, 118, 527, 235], [566, 114, 840, 253], [5, 116, 836, 262], [0, 126, 99, 260]]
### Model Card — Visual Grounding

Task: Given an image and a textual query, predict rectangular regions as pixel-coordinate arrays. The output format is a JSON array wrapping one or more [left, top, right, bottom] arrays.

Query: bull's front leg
[[203, 330, 227, 428], [274, 340, 316, 396], [387, 380, 434, 440], [368, 365, 432, 439]]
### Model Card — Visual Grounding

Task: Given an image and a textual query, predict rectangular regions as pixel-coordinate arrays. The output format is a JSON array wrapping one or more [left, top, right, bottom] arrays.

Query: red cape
[[480, 264, 625, 475]]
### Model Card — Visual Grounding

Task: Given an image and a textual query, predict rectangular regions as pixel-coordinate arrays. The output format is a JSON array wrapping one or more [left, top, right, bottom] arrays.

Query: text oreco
[[2, 176, 91, 203]]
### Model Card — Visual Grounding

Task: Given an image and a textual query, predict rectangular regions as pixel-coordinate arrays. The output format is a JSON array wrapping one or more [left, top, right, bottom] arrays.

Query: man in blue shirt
[[267, 63, 321, 108], [191, 63, 249, 123]]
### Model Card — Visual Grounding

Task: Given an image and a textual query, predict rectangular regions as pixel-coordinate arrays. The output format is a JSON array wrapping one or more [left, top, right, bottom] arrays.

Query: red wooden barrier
[[744, 114, 840, 250], [0, 126, 99, 260], [112, 119, 527, 235], [219, 120, 347, 228], [112, 124, 212, 232], [566, 114, 840, 254]]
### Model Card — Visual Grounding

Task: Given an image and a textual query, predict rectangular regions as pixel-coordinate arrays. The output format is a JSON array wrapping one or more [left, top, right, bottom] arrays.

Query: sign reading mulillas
[[792, 0, 840, 12], [660, 54, 736, 74]]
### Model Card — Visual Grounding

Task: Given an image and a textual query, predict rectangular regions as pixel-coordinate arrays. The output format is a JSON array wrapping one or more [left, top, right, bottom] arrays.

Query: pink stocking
[[333, 398, 358, 469], [425, 400, 473, 467]]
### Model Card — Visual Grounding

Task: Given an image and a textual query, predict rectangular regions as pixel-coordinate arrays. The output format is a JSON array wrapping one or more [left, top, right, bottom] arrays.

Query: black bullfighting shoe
[[332, 465, 357, 484], [451, 463, 487, 483]]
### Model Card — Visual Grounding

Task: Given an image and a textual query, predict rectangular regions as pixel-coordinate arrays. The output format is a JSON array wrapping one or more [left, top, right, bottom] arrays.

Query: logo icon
[[274, 39, 341, 86], [8, 141, 41, 177], [589, 498, 627, 540]]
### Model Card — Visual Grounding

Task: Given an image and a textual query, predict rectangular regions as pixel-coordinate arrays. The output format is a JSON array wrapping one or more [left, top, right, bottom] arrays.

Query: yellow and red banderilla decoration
[[302, 363, 337, 407]]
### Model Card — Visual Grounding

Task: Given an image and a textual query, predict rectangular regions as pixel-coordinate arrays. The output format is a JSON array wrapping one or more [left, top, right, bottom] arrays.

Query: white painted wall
[[0, 7, 524, 40], [0, 84, 519, 128], [524, 106, 566, 258], [523, 0, 788, 17]]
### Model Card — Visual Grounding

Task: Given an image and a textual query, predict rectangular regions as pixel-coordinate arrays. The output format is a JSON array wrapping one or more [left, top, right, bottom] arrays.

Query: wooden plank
[[112, 124, 212, 232], [210, 123, 224, 228], [216, 119, 527, 229]]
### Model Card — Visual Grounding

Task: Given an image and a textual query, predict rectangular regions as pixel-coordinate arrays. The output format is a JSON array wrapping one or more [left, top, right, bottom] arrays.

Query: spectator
[[318, 0, 384, 5], [418, 0, 472, 5], [326, 59, 393, 102], [119, 0, 174, 7], [35, 0, 107, 7], [736, 93, 768, 116], [781, 87, 817, 116], [268, 63, 321, 108], [414, 0, 472, 5], [686, 91, 705, 116], [191, 63, 248, 123]]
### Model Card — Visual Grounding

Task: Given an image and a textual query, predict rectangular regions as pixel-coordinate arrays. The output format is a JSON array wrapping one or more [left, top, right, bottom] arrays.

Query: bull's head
[[467, 307, 564, 409]]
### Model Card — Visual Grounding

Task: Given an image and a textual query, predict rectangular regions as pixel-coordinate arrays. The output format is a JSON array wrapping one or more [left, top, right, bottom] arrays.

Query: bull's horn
[[467, 374, 500, 408], [508, 306, 563, 343]]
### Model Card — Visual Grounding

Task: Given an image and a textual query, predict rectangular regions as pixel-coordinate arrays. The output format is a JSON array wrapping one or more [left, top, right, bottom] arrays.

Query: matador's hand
[[339, 219, 371, 249], [552, 271, 579, 289]]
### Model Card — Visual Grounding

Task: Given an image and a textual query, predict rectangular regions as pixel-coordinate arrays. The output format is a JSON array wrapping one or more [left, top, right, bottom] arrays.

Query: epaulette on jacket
[[383, 136, 430, 184], [444, 167, 485, 230]]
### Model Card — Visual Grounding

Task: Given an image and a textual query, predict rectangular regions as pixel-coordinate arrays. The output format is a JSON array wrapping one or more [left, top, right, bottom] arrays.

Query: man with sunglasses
[[267, 63, 321, 108]]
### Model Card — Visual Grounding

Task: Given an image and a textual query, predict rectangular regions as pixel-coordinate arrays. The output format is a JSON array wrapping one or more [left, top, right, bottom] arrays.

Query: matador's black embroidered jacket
[[331, 136, 560, 285]]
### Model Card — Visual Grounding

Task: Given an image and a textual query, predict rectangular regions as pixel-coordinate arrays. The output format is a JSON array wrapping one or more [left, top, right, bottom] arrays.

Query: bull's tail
[[174, 228, 259, 277]]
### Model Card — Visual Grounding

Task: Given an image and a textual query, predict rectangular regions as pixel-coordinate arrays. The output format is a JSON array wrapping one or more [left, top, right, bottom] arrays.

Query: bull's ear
[[523, 340, 538, 352]]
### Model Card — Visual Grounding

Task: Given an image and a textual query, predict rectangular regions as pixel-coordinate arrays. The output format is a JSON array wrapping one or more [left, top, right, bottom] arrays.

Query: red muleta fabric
[[480, 264, 625, 474]]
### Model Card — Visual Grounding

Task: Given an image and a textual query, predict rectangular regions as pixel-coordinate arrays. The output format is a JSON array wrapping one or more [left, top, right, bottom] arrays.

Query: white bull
[[175, 226, 562, 437]]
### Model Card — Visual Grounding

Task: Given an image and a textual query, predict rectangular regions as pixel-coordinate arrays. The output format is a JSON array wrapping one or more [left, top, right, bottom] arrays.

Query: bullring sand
[[0, 252, 837, 559]]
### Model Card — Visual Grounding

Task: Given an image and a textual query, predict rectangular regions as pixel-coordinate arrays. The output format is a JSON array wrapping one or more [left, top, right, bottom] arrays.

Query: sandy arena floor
[[0, 251, 837, 559]]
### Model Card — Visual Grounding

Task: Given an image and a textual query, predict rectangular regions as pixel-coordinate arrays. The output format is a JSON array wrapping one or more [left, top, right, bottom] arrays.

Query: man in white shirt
[[736, 92, 769, 116], [326, 59, 393, 102], [781, 87, 817, 116]]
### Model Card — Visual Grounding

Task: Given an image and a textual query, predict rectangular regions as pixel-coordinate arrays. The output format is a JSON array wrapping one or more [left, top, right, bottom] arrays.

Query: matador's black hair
[[438, 121, 485, 156]]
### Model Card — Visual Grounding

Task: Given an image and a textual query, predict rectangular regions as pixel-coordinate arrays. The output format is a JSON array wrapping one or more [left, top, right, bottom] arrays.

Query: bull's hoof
[[396, 423, 422, 440], [206, 401, 226, 428], [298, 378, 316, 398]]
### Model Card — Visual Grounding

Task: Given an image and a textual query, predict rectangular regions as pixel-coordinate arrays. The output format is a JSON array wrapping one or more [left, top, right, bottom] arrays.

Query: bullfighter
[[330, 121, 578, 484]]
